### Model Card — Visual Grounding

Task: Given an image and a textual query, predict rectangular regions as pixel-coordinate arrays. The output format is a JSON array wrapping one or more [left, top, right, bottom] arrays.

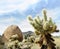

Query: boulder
[[2, 25, 23, 43]]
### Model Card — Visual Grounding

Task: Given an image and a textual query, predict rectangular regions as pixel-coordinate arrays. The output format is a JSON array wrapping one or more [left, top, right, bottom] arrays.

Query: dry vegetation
[[31, 37, 60, 49], [54, 37, 60, 49]]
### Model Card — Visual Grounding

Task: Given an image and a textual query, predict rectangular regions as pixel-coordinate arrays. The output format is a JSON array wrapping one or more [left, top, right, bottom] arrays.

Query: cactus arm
[[27, 16, 33, 21], [43, 10, 47, 21]]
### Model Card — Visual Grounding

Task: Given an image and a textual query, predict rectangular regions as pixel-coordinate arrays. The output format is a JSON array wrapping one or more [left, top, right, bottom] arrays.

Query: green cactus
[[28, 9, 59, 49], [5, 34, 21, 49]]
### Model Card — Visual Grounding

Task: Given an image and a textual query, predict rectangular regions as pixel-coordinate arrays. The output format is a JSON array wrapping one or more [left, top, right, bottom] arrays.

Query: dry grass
[[31, 37, 60, 49], [54, 37, 60, 47]]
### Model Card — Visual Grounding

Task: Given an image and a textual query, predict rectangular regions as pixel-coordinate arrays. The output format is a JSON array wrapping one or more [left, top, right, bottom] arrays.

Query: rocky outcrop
[[2, 25, 23, 43]]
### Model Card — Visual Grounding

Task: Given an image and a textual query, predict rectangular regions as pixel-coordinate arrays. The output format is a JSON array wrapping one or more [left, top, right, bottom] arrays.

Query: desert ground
[[31, 37, 60, 49]]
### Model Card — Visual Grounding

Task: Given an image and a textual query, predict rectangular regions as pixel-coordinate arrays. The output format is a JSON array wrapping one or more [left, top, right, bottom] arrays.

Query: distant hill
[[23, 31, 34, 35]]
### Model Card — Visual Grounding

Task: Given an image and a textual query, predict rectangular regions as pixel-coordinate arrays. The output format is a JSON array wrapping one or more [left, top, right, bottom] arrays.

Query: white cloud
[[6, 0, 23, 3], [18, 20, 34, 32], [0, 24, 7, 35], [18, 0, 40, 11], [0, 0, 40, 14], [0, 16, 16, 23], [46, 8, 60, 20]]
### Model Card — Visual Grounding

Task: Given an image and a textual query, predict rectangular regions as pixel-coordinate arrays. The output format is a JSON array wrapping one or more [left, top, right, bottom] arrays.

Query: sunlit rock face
[[2, 25, 23, 43]]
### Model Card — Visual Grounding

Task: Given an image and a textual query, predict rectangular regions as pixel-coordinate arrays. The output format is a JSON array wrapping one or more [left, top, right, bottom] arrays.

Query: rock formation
[[2, 25, 23, 43]]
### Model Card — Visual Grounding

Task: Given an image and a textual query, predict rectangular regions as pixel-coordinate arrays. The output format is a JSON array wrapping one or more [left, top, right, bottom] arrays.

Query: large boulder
[[2, 25, 23, 43]]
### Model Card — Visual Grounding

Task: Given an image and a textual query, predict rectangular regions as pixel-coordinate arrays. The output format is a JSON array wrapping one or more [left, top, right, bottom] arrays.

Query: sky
[[0, 0, 60, 36]]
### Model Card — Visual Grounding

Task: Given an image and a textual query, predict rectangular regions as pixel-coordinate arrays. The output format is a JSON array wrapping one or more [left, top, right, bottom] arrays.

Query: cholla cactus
[[28, 9, 59, 49], [6, 34, 32, 49], [6, 34, 21, 49]]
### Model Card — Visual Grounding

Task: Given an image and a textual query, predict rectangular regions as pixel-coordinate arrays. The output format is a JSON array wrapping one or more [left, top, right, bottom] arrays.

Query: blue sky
[[0, 0, 60, 36]]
